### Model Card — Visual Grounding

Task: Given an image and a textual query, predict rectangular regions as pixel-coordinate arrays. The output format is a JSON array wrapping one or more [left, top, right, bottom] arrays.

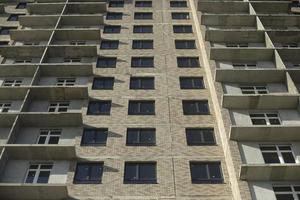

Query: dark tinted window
[[130, 77, 154, 89], [190, 162, 223, 184], [177, 57, 199, 68], [0, 28, 11, 35], [135, 1, 152, 7], [175, 40, 196, 49], [109, 1, 124, 7], [7, 14, 20, 21], [106, 12, 123, 20], [182, 100, 209, 115], [173, 25, 193, 33], [133, 25, 153, 33], [0, 41, 9, 46], [103, 25, 121, 34], [81, 128, 108, 146], [16, 2, 27, 9], [180, 77, 204, 89], [132, 40, 153, 49], [134, 12, 153, 19], [74, 163, 103, 184], [97, 57, 117, 68], [131, 57, 154, 68], [100, 40, 119, 49], [124, 162, 157, 183], [170, 1, 187, 7], [172, 12, 190, 20], [128, 100, 155, 115], [92, 77, 114, 89], [87, 101, 111, 115], [186, 128, 215, 146], [126, 128, 156, 146]]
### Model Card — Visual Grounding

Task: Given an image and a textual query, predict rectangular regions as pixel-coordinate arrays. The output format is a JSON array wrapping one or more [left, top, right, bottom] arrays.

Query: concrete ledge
[[29, 86, 88, 100], [0, 87, 29, 100], [19, 15, 59, 28], [240, 164, 300, 181], [0, 46, 45, 58], [40, 64, 93, 76]]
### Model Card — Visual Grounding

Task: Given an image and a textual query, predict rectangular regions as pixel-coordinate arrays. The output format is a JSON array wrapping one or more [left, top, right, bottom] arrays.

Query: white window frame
[[260, 144, 297, 164], [2, 79, 23, 87], [56, 78, 76, 86], [0, 102, 11, 112], [48, 101, 69, 112], [37, 129, 61, 144], [273, 185, 300, 200], [249, 112, 281, 125], [240, 85, 268, 94], [24, 163, 53, 184]]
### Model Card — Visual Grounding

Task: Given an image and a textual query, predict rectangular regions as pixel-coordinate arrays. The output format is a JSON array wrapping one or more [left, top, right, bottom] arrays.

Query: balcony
[[198, 1, 249, 14]]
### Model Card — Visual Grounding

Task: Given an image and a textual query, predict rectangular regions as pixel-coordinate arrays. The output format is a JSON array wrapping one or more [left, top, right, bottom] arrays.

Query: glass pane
[[140, 102, 154, 113], [25, 171, 36, 183], [90, 165, 103, 181], [269, 119, 281, 125], [190, 163, 208, 180], [127, 130, 139, 144], [37, 171, 50, 183], [203, 130, 215, 143], [262, 153, 280, 163], [251, 119, 266, 125], [124, 164, 138, 181], [186, 130, 202, 145], [282, 152, 295, 163], [48, 136, 59, 144], [140, 130, 155, 144], [273, 186, 292, 192], [37, 136, 46, 144], [275, 194, 294, 200], [139, 163, 156, 180], [208, 163, 222, 180], [75, 165, 90, 181]]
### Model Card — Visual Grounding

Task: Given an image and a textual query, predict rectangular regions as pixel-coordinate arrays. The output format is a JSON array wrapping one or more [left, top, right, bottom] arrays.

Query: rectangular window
[[64, 58, 81, 63], [106, 12, 123, 20], [190, 162, 223, 184], [81, 128, 108, 146], [135, 1, 152, 7], [2, 79, 22, 87], [232, 62, 257, 68], [177, 57, 199, 68], [16, 2, 27, 9], [240, 85, 268, 94], [282, 43, 298, 48], [0, 41, 9, 46], [131, 57, 154, 68], [124, 162, 157, 184], [134, 12, 153, 20], [170, 1, 187, 7], [14, 59, 32, 63], [226, 43, 248, 48], [56, 78, 76, 86], [260, 145, 296, 164], [92, 77, 114, 90], [182, 100, 210, 115], [97, 57, 117, 68], [186, 128, 215, 146], [109, 0, 124, 7], [74, 163, 103, 184], [87, 101, 111, 115], [7, 14, 19, 21], [180, 77, 204, 89], [37, 129, 61, 144], [173, 25, 193, 33], [48, 102, 69, 112], [133, 25, 153, 33], [0, 102, 11, 113], [25, 163, 53, 184], [132, 40, 153, 49], [175, 40, 196, 49], [69, 41, 86, 45], [273, 185, 300, 200], [128, 100, 155, 115], [103, 25, 121, 34], [0, 28, 10, 35], [130, 77, 154, 89], [172, 12, 190, 20], [100, 40, 119, 49], [250, 112, 281, 125], [126, 128, 156, 146]]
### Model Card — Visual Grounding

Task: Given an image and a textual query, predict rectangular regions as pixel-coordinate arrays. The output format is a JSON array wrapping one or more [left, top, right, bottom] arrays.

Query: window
[[128, 100, 155, 115], [7, 14, 19, 21], [81, 128, 108, 146], [182, 100, 210, 115], [170, 1, 187, 7], [106, 12, 123, 20], [0, 102, 11, 113], [173, 25, 193, 33], [134, 12, 153, 20], [37, 129, 61, 144], [14, 59, 32, 63], [70, 41, 86, 45], [132, 40, 153, 49], [249, 112, 281, 125], [126, 128, 156, 146], [16, 2, 27, 9], [97, 57, 117, 68], [186, 128, 215, 146], [190, 162, 223, 184], [226, 43, 248, 48], [131, 57, 154, 68], [273, 185, 300, 200], [282, 43, 298, 48], [135, 1, 152, 7], [48, 102, 69, 112], [124, 162, 157, 184], [74, 163, 103, 184], [175, 40, 196, 49], [0, 28, 10, 35], [232, 62, 257, 68], [240, 85, 268, 94], [177, 57, 199, 68], [103, 25, 121, 34], [64, 58, 81, 63], [87, 101, 111, 115], [0, 41, 9, 46], [109, 0, 124, 7], [180, 77, 204, 89], [56, 78, 76, 86], [100, 40, 119, 49], [25, 163, 53, 184], [260, 145, 296, 164], [2, 79, 22, 86], [92, 77, 114, 90], [172, 12, 190, 20], [133, 25, 153, 33], [130, 77, 154, 89]]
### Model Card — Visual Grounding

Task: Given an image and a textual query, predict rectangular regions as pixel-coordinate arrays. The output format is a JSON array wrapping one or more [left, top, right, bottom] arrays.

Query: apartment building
[[0, 0, 299, 200]]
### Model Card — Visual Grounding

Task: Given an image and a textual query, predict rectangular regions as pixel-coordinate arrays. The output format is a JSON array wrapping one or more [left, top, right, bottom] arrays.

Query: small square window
[[177, 57, 200, 68], [74, 163, 103, 184], [135, 1, 152, 7], [190, 162, 223, 184], [16, 2, 27, 9], [87, 101, 111, 115], [124, 162, 157, 184], [56, 78, 76, 86], [106, 12, 123, 20], [48, 102, 69, 112], [180, 77, 204, 89], [186, 128, 215, 146], [100, 40, 119, 49], [182, 100, 210, 115], [97, 57, 117, 68], [131, 57, 154, 68], [175, 40, 196, 49], [126, 128, 156, 146], [132, 40, 153, 49], [130, 77, 154, 89], [172, 12, 190, 20], [103, 25, 121, 34], [133, 25, 153, 33], [170, 1, 187, 7], [173, 25, 193, 33], [92, 77, 114, 90], [81, 128, 108, 146], [2, 79, 22, 87], [109, 0, 124, 7], [128, 100, 155, 115], [134, 12, 153, 20]]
